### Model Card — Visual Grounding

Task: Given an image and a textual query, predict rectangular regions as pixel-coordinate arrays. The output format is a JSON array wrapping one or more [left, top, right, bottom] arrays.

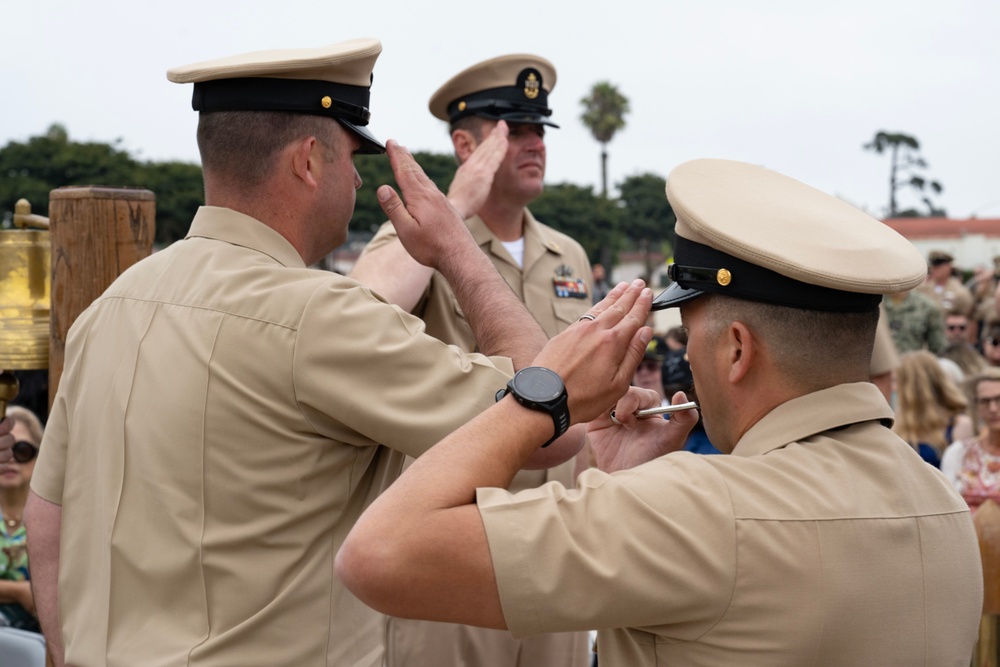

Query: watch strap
[[495, 373, 569, 448]]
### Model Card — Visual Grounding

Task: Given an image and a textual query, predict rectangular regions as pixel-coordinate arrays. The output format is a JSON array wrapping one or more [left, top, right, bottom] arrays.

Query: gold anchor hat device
[[429, 54, 558, 127]]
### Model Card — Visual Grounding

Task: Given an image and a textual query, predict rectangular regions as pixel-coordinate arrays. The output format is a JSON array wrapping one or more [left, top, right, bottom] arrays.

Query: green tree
[[0, 124, 205, 245], [0, 123, 142, 224], [530, 182, 622, 264], [131, 161, 204, 246], [350, 152, 457, 235], [863, 130, 944, 218], [617, 173, 676, 283], [580, 82, 630, 198]]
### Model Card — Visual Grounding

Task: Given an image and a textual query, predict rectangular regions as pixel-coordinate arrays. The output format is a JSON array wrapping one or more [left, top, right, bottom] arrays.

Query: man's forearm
[[350, 228, 434, 313], [337, 396, 551, 628], [376, 140, 548, 368], [338, 282, 654, 625], [24, 491, 65, 667], [435, 240, 548, 368]]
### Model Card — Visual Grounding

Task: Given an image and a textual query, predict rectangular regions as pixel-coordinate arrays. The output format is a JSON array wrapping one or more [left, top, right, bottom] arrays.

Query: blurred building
[[881, 218, 1000, 272]]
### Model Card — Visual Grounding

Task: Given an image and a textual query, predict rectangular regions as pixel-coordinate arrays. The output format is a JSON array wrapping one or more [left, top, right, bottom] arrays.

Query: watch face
[[513, 367, 564, 402]]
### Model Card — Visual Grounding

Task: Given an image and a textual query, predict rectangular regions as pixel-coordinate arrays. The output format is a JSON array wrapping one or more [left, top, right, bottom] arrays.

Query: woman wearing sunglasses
[[0, 405, 42, 633]]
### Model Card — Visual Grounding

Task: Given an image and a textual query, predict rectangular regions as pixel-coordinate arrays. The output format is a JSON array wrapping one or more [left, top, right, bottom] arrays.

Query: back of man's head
[[197, 111, 341, 191], [701, 295, 879, 392], [649, 159, 926, 398]]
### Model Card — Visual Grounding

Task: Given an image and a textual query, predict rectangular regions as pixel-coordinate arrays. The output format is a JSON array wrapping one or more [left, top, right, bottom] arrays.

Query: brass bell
[[0, 199, 50, 418]]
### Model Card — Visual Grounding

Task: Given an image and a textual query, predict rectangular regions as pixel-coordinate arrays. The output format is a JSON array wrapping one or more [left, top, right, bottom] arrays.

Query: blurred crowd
[[840, 249, 1000, 509]]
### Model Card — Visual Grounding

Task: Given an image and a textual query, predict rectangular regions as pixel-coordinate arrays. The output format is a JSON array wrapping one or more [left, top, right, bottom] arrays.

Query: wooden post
[[48, 186, 155, 406]]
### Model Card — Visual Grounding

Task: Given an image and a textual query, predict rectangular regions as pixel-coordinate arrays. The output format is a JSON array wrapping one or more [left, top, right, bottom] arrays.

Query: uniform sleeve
[[357, 220, 397, 255], [292, 280, 514, 458], [30, 368, 71, 505], [31, 360, 74, 505], [870, 306, 899, 377], [478, 454, 736, 639], [29, 302, 102, 507]]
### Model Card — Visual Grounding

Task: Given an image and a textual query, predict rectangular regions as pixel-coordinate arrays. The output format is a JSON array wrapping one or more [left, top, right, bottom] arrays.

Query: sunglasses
[[12, 441, 38, 463], [946, 324, 967, 332]]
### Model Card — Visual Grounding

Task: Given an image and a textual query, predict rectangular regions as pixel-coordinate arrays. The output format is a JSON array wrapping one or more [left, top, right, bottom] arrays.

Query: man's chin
[[520, 176, 544, 200]]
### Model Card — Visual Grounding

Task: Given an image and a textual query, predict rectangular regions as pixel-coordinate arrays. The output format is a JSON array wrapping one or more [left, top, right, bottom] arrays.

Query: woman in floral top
[[0, 405, 43, 631], [942, 368, 1000, 511]]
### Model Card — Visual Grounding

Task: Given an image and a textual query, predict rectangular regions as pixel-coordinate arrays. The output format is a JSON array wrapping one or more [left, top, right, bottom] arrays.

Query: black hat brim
[[651, 282, 705, 310], [337, 119, 385, 154], [479, 111, 559, 128]]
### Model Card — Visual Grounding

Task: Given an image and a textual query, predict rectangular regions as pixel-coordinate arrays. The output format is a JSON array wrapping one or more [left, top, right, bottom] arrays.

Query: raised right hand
[[377, 140, 476, 269], [446, 121, 509, 219]]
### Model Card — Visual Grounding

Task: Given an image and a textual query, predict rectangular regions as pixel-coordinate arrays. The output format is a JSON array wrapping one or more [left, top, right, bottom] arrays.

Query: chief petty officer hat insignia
[[167, 38, 385, 154], [651, 158, 927, 312], [428, 54, 559, 128]]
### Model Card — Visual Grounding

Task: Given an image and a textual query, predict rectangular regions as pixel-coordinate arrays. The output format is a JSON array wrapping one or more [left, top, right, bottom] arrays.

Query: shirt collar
[[731, 382, 895, 458], [185, 206, 307, 269], [467, 209, 564, 255]]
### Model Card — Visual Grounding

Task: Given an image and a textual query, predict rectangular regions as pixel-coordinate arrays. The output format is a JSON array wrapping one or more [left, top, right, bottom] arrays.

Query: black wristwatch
[[495, 366, 570, 448]]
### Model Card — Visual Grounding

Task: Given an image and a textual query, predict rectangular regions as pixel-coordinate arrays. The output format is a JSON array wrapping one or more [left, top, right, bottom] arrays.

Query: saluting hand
[[531, 280, 653, 425], [446, 121, 509, 220], [376, 140, 477, 270]]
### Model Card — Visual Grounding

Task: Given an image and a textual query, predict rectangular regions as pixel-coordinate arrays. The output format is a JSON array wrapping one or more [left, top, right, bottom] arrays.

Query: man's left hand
[[587, 389, 698, 473]]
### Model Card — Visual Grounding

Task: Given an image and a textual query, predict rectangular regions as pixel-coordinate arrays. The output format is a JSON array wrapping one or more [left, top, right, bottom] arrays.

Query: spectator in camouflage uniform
[[883, 289, 947, 355]]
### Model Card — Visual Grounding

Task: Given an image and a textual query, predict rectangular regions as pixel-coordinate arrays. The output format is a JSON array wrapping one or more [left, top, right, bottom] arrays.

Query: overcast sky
[[4, 0, 998, 219]]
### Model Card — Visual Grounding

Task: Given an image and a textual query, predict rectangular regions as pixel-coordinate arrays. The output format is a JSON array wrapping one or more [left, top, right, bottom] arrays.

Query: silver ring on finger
[[609, 410, 622, 426], [578, 313, 596, 322]]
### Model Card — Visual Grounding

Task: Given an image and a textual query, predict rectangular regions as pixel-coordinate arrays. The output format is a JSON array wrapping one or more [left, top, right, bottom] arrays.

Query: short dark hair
[[449, 115, 488, 141], [198, 111, 341, 187], [665, 326, 688, 346], [702, 295, 878, 390]]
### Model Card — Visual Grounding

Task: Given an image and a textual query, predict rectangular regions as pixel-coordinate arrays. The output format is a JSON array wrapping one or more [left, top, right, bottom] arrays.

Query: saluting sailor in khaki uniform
[[23, 39, 585, 667], [353, 54, 591, 667], [339, 159, 984, 666]]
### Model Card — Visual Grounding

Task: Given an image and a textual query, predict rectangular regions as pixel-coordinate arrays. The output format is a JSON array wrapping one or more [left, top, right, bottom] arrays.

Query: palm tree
[[580, 82, 630, 198]]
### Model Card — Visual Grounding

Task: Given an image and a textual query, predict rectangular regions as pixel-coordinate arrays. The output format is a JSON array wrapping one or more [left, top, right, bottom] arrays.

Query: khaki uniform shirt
[[364, 210, 593, 493], [364, 212, 593, 667], [870, 304, 900, 376], [479, 383, 983, 666], [31, 207, 513, 667], [918, 276, 975, 316]]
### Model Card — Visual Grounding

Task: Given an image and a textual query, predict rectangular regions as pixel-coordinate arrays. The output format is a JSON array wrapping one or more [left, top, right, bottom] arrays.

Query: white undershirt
[[500, 238, 525, 268]]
